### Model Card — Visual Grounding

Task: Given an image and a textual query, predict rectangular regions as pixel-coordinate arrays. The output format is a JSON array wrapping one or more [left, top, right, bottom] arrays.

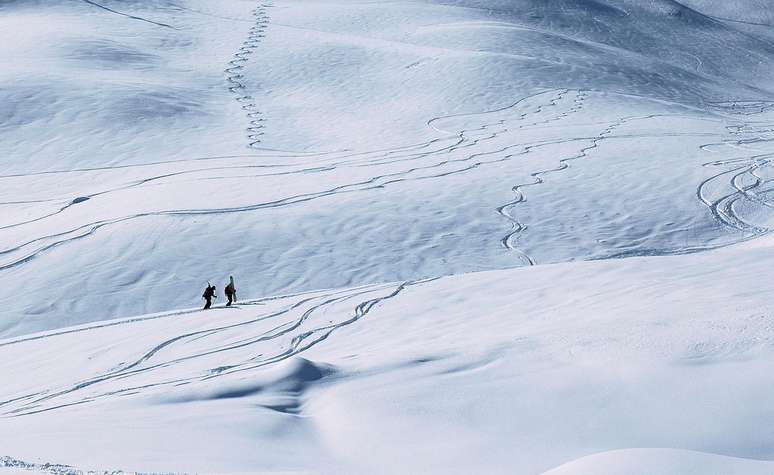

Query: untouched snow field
[[3, 0, 774, 473]]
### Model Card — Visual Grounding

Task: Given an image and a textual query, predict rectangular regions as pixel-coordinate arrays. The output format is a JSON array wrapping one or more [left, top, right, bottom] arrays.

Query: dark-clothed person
[[225, 276, 237, 306], [202, 283, 217, 310]]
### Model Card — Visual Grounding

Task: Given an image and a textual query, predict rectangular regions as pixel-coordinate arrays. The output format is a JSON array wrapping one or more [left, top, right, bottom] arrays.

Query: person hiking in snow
[[202, 282, 217, 310], [225, 276, 236, 306]]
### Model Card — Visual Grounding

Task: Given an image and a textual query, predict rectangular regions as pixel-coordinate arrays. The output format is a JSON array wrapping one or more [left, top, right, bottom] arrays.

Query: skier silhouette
[[225, 276, 237, 306], [202, 282, 217, 310]]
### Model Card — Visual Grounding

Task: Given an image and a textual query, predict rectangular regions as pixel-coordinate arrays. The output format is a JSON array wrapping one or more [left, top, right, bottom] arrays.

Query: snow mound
[[542, 448, 774, 475], [160, 357, 337, 405]]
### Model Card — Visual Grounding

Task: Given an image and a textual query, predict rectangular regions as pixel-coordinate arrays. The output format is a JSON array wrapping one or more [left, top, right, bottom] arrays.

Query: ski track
[[0, 92, 628, 410], [492, 96, 680, 263], [7, 4, 774, 472], [493, 89, 587, 265], [603, 105, 774, 259], [696, 104, 774, 240], [697, 154, 774, 236], [79, 0, 177, 29], [0, 279, 436, 417], [709, 100, 774, 116], [0, 89, 732, 274], [0, 89, 577, 271], [492, 94, 774, 263]]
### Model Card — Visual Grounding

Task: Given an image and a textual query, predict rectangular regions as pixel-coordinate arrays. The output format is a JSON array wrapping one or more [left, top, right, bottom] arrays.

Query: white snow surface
[[3, 0, 774, 473], [4, 239, 774, 473]]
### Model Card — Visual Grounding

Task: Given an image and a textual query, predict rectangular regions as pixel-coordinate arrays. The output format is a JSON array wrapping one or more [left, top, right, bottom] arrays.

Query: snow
[[2, 0, 774, 473], [4, 239, 774, 473], [543, 449, 774, 475]]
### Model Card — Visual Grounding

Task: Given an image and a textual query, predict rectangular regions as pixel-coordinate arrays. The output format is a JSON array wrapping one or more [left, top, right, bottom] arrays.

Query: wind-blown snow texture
[[2, 0, 774, 473]]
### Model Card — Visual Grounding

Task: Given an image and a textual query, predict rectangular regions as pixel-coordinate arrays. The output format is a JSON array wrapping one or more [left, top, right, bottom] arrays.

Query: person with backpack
[[225, 276, 237, 306], [202, 282, 217, 310]]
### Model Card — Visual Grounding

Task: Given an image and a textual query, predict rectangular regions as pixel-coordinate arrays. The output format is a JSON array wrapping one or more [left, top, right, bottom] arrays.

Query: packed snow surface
[[2, 0, 774, 473]]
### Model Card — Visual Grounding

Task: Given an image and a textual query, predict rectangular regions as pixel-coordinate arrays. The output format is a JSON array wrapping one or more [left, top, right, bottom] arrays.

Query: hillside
[[2, 0, 774, 473]]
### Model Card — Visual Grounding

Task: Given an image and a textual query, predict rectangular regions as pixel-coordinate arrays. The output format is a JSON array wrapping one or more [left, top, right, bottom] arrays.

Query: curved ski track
[[493, 90, 587, 265], [0, 88, 734, 273], [490, 93, 774, 264], [79, 0, 176, 29], [0, 89, 582, 272], [698, 153, 774, 237], [5, 89, 774, 415], [696, 105, 774, 240], [0, 279, 436, 417]]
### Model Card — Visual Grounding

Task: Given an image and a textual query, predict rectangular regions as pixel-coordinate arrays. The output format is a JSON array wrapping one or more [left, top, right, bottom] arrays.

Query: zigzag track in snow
[[494, 90, 589, 265], [225, 3, 272, 148], [493, 103, 736, 264]]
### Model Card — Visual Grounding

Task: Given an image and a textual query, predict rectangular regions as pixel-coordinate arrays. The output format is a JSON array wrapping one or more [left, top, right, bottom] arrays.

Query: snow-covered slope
[[3, 0, 774, 335], [543, 449, 774, 475], [4, 237, 774, 473], [3, 0, 774, 473]]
